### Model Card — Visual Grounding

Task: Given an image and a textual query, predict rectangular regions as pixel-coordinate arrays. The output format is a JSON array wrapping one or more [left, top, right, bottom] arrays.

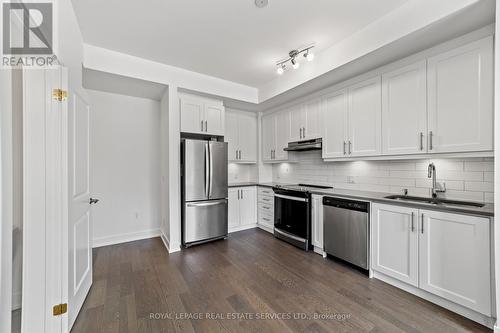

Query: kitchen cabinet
[[371, 204, 419, 286], [262, 111, 289, 162], [372, 203, 492, 316], [258, 187, 274, 232], [228, 186, 257, 232], [180, 93, 225, 136], [427, 37, 493, 153], [348, 77, 382, 156], [311, 194, 324, 254], [419, 209, 491, 316], [322, 89, 348, 159], [288, 99, 323, 142], [322, 77, 381, 159], [225, 110, 257, 163], [382, 61, 427, 155]]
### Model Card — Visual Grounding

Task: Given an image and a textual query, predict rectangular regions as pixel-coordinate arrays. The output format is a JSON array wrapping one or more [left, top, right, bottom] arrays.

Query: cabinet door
[[348, 77, 382, 157], [225, 112, 239, 162], [180, 96, 204, 134], [311, 195, 323, 249], [288, 105, 305, 142], [419, 210, 491, 315], [228, 188, 240, 229], [304, 99, 323, 140], [238, 114, 257, 163], [274, 111, 290, 161], [322, 89, 348, 159], [261, 114, 275, 162], [371, 204, 419, 287], [427, 37, 493, 153], [204, 101, 225, 136], [239, 187, 257, 226], [382, 61, 427, 155]]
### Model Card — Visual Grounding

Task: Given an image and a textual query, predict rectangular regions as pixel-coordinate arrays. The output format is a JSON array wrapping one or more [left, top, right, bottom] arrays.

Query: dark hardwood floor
[[71, 228, 491, 333]]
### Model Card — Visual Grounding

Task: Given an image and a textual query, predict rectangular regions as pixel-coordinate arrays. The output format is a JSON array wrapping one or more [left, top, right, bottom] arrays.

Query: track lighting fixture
[[275, 44, 315, 75]]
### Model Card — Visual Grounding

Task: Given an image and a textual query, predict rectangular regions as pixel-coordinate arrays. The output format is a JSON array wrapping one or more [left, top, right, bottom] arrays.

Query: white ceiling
[[72, 0, 409, 87]]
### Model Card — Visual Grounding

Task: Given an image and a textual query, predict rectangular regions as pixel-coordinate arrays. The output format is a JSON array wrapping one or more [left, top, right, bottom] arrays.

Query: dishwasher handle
[[323, 196, 369, 213]]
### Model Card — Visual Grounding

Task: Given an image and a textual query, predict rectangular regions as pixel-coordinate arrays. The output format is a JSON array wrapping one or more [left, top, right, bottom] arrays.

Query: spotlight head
[[276, 65, 284, 75], [291, 58, 299, 69], [305, 51, 314, 62]]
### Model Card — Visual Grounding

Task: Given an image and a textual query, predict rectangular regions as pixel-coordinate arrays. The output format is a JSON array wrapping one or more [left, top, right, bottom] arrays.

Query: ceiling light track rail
[[276, 44, 315, 74]]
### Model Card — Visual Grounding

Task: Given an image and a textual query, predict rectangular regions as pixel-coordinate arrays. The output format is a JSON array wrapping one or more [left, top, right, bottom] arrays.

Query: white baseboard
[[12, 290, 21, 310], [372, 271, 495, 329], [229, 224, 257, 233], [92, 229, 161, 248], [257, 224, 273, 234], [160, 232, 181, 253]]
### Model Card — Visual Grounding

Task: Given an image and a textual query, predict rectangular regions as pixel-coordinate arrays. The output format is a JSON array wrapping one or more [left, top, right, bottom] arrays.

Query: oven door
[[274, 192, 309, 240]]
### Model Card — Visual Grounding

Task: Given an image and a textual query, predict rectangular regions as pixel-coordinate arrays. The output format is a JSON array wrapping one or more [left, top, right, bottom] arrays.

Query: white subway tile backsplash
[[272, 152, 494, 203]]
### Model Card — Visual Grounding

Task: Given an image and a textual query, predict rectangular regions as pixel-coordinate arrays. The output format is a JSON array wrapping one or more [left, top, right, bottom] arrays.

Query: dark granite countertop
[[228, 182, 494, 217]]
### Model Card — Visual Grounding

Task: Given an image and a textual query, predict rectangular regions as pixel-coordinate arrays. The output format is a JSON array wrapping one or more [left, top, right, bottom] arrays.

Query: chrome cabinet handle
[[239, 150, 242, 160], [241, 189, 243, 199], [201, 120, 204, 131], [89, 198, 99, 205], [205, 120, 208, 132], [343, 141, 346, 155], [411, 212, 414, 232], [237, 190, 240, 200], [299, 128, 303, 139], [429, 131, 433, 150], [236, 150, 238, 160], [420, 132, 424, 151], [421, 213, 424, 234], [303, 127, 306, 138], [348, 141, 352, 155], [262, 217, 270, 222]]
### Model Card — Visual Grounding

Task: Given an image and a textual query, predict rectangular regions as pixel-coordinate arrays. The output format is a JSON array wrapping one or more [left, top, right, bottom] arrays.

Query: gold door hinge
[[53, 303, 67, 316], [52, 89, 68, 101]]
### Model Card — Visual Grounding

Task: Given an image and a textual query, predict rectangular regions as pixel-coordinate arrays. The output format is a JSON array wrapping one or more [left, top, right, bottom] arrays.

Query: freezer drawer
[[183, 199, 228, 245]]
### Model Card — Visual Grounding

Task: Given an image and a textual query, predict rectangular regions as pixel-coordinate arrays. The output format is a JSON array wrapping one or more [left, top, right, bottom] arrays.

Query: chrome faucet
[[428, 163, 446, 198]]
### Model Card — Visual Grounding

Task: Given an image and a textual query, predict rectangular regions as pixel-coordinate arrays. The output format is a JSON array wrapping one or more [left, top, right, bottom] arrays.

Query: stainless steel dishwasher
[[323, 197, 369, 270]]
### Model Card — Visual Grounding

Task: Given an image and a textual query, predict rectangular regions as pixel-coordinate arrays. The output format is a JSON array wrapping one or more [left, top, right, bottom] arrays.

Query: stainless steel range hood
[[284, 138, 322, 152]]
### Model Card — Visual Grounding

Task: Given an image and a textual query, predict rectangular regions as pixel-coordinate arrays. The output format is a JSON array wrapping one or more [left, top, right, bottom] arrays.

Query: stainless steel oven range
[[272, 184, 332, 251]]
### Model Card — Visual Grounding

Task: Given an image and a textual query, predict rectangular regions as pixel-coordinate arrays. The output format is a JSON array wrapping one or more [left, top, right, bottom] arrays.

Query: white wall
[[228, 164, 258, 184], [273, 152, 494, 203], [89, 90, 161, 247]]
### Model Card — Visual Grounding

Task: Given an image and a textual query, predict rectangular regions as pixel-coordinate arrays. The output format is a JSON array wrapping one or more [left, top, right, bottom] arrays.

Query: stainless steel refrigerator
[[181, 139, 228, 247]]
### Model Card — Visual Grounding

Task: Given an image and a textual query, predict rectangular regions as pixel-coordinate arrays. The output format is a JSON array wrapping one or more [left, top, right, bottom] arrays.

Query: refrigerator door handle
[[205, 143, 210, 198], [187, 199, 227, 208], [208, 143, 214, 198]]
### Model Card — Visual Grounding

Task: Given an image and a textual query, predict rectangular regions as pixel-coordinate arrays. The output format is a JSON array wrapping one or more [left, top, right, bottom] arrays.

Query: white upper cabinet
[[180, 95, 205, 134], [322, 89, 348, 159], [419, 210, 491, 316], [382, 61, 427, 155], [427, 37, 493, 153], [275, 111, 290, 161], [304, 99, 323, 140], [348, 76, 382, 157], [288, 105, 304, 142], [262, 111, 289, 163], [262, 113, 274, 162], [180, 93, 225, 136], [288, 100, 323, 142], [371, 203, 419, 287], [225, 110, 257, 163]]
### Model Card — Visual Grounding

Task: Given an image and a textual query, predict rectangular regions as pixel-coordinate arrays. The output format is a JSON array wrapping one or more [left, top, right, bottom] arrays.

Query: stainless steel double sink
[[384, 195, 485, 208]]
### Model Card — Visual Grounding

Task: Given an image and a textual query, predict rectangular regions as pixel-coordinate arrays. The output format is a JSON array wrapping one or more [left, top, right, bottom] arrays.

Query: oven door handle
[[275, 194, 308, 202]]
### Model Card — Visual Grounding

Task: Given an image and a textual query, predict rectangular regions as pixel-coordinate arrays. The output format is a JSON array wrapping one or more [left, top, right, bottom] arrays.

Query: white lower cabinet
[[371, 203, 492, 317], [419, 210, 491, 316], [257, 187, 274, 232], [228, 187, 257, 232], [311, 195, 324, 253]]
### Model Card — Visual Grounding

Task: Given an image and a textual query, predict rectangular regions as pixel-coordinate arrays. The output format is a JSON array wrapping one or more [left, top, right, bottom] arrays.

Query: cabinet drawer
[[258, 213, 274, 226], [258, 187, 274, 196], [258, 202, 274, 214], [258, 194, 274, 204]]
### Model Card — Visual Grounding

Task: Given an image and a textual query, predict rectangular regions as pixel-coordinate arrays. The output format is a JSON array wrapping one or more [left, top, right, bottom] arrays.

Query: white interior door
[[68, 93, 93, 329]]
